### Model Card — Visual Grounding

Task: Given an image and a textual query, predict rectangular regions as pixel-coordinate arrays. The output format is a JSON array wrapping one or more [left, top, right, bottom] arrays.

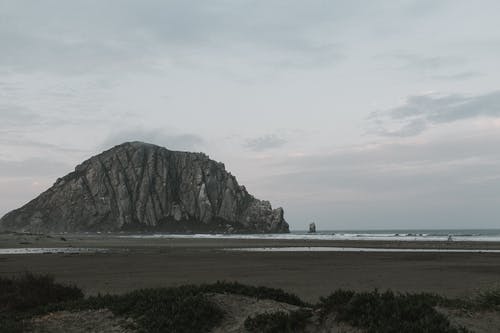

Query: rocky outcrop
[[0, 142, 289, 233]]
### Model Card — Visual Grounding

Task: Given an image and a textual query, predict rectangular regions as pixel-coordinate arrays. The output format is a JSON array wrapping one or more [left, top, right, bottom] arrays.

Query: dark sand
[[1, 233, 500, 302]]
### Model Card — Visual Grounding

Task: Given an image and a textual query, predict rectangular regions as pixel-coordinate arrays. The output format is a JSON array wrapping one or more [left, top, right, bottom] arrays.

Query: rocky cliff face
[[0, 142, 289, 233]]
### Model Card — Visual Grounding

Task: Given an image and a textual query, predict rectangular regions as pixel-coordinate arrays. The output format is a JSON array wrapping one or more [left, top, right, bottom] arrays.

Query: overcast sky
[[1, 0, 499, 230]]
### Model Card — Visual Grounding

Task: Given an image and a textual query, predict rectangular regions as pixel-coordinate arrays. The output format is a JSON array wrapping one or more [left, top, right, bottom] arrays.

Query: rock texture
[[0, 142, 289, 233]]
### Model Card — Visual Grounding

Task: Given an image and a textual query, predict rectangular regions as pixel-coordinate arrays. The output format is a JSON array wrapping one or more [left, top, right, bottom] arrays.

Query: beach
[[1, 232, 500, 303]]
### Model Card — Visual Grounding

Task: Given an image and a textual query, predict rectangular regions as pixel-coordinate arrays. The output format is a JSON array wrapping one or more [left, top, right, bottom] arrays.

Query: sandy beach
[[1, 232, 500, 303]]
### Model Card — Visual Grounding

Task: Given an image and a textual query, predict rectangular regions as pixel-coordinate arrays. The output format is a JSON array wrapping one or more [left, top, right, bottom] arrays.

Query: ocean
[[119, 229, 500, 242]]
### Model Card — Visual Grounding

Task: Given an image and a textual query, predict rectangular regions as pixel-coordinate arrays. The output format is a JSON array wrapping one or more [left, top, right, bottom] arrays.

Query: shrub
[[477, 286, 500, 308], [244, 309, 312, 333], [43, 289, 224, 333], [0, 272, 83, 313], [0, 273, 83, 333], [319, 289, 469, 333], [37, 281, 307, 333], [197, 281, 308, 307]]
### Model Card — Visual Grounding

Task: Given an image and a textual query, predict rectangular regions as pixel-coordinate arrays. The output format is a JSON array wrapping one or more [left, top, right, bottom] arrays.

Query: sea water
[[118, 229, 500, 242], [225, 247, 500, 253], [0, 248, 108, 255]]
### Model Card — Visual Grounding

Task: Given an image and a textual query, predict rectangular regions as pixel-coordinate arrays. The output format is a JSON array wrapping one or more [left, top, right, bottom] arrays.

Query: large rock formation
[[0, 142, 289, 233]]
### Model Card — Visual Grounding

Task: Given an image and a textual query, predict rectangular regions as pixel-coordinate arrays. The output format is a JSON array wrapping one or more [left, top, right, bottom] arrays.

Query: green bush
[[244, 309, 312, 333], [24, 280, 306, 333], [3, 274, 485, 333], [43, 288, 224, 333], [0, 272, 83, 333], [0, 313, 25, 333], [319, 289, 469, 333], [41, 281, 308, 333], [196, 281, 308, 307], [477, 286, 500, 308], [0, 272, 83, 312]]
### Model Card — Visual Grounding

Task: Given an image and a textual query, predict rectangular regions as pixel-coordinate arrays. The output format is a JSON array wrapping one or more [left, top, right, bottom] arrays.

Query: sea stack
[[0, 142, 289, 234], [309, 222, 316, 233]]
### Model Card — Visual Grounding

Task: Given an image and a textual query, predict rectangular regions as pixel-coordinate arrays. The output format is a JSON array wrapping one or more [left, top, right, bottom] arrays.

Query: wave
[[118, 230, 500, 242]]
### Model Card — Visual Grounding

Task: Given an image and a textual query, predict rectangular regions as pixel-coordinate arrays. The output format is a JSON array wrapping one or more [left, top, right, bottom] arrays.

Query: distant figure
[[447, 234, 453, 242], [309, 222, 316, 233]]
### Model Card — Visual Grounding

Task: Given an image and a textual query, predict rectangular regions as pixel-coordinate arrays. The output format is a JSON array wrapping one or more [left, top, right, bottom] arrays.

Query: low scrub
[[0, 272, 83, 333], [244, 309, 312, 333], [477, 286, 500, 308], [196, 281, 308, 307], [73, 290, 224, 333], [3, 273, 498, 333], [318, 289, 469, 333], [27, 280, 306, 333], [0, 272, 83, 312]]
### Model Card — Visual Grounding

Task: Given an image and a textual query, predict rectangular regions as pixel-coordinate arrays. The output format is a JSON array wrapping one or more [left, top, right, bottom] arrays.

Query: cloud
[[0, 138, 89, 154], [244, 134, 287, 151], [374, 53, 465, 72], [432, 71, 483, 81], [0, 158, 72, 178], [370, 90, 500, 137], [394, 54, 463, 71], [0, 0, 347, 75], [101, 128, 205, 151], [256, 131, 500, 228], [0, 104, 41, 127]]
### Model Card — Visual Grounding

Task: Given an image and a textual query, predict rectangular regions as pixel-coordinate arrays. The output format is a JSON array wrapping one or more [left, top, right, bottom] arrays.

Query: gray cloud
[[1, 1, 500, 229], [259, 132, 500, 228], [373, 53, 465, 73], [0, 105, 41, 127], [0, 158, 72, 178], [0, 0, 348, 75], [432, 71, 483, 81], [394, 54, 463, 71], [1, 139, 89, 154], [244, 134, 287, 151], [272, 131, 500, 174], [370, 91, 500, 136], [101, 128, 205, 152]]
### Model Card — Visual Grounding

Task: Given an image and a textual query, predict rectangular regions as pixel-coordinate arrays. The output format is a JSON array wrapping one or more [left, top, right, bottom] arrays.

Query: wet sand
[[1, 232, 500, 302]]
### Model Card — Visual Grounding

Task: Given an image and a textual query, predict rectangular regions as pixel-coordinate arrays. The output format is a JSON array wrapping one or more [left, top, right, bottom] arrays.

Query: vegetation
[[0, 276, 306, 333], [2, 273, 499, 333], [318, 289, 469, 333], [0, 272, 83, 312], [0, 272, 83, 332], [62, 290, 225, 333], [43, 281, 307, 333], [195, 280, 308, 307], [477, 286, 500, 308], [244, 309, 312, 333]]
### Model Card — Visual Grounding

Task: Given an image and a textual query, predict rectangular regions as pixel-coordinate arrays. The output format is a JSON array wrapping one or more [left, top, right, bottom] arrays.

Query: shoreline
[[4, 231, 500, 250], [2, 232, 500, 302]]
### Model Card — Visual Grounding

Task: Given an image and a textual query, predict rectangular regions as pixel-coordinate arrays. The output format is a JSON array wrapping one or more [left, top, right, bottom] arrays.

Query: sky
[[1, 0, 499, 230]]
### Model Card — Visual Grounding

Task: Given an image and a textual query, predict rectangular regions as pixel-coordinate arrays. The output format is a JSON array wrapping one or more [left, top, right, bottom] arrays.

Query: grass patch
[[318, 289, 469, 333], [1, 278, 306, 333], [0, 272, 83, 333], [0, 272, 83, 312], [196, 281, 308, 307], [244, 309, 312, 333], [477, 286, 500, 308], [43, 282, 307, 333], [3, 273, 498, 333], [63, 290, 225, 333]]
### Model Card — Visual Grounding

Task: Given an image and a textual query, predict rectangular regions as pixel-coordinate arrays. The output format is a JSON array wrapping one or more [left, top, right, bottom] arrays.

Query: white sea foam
[[224, 247, 500, 253], [0, 248, 108, 255], [117, 232, 500, 242]]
